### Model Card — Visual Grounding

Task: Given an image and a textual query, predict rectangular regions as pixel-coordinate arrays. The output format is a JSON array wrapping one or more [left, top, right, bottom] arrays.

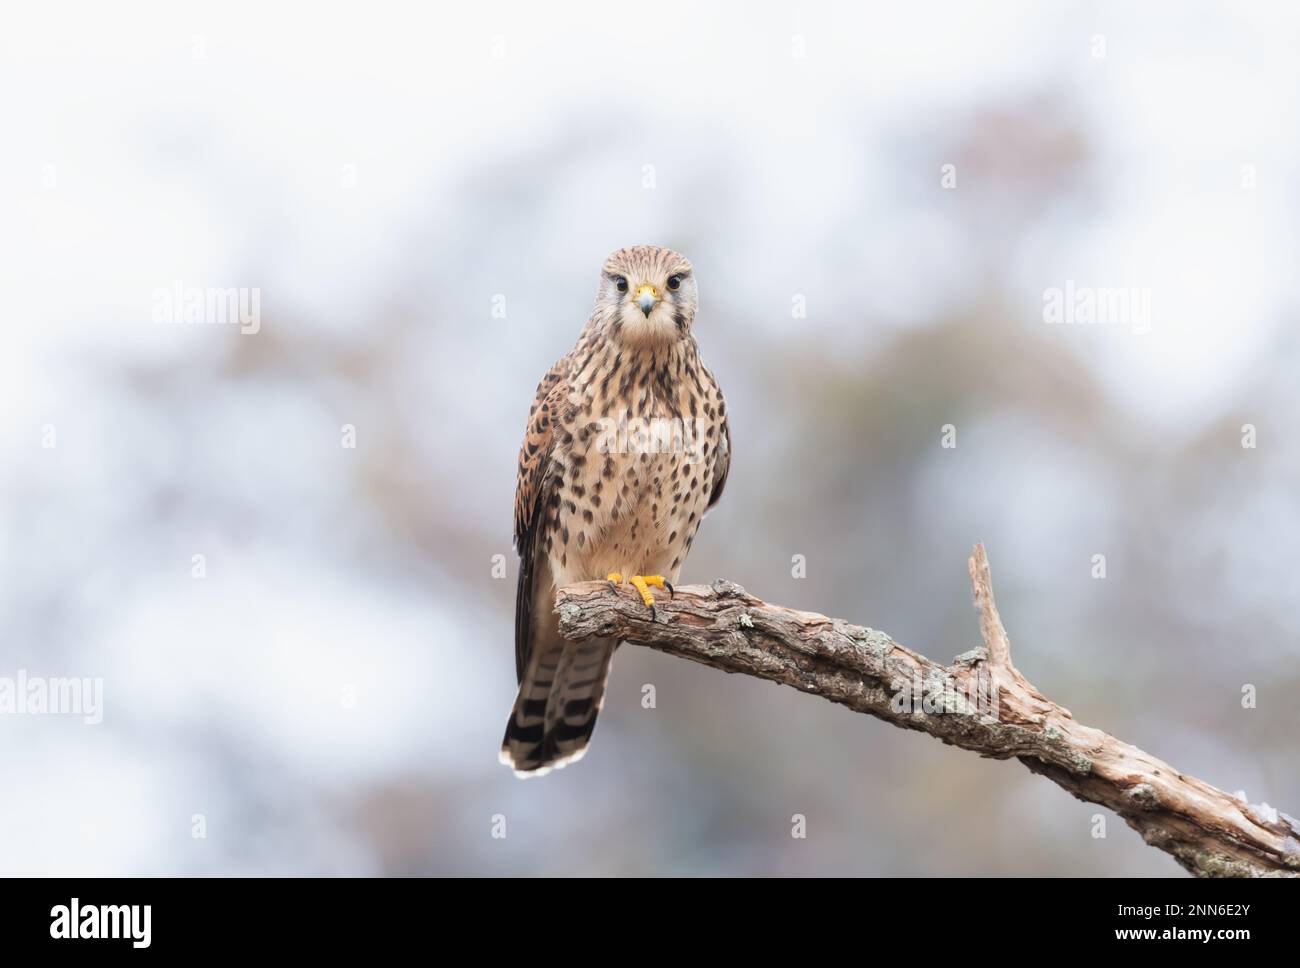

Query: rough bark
[[554, 544, 1300, 877]]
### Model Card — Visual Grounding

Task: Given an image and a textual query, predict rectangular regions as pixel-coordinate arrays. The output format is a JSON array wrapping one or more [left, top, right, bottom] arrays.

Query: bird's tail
[[500, 631, 617, 777]]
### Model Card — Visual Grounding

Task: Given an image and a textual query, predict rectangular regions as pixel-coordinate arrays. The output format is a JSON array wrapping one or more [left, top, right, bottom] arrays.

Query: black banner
[[0, 875, 1285, 954]]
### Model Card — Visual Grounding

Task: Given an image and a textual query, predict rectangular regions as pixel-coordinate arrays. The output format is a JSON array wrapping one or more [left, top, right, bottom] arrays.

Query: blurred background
[[3, 0, 1298, 875]]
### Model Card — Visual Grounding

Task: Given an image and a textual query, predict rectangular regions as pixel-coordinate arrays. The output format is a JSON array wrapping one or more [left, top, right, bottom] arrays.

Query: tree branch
[[554, 544, 1300, 877]]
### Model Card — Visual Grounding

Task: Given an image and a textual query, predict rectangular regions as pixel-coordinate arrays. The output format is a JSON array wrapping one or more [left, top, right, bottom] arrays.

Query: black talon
[[648, 605, 657, 623], [663, 580, 674, 598]]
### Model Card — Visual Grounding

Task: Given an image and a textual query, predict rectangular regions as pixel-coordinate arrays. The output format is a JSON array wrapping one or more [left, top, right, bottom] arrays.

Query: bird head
[[596, 245, 698, 346]]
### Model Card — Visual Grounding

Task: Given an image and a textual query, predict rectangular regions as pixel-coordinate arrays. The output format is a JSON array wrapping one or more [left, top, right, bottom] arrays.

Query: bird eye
[[615, 277, 628, 293], [667, 274, 682, 291]]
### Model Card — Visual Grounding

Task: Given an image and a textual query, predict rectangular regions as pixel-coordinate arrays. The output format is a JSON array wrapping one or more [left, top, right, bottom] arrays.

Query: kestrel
[[501, 245, 731, 776]]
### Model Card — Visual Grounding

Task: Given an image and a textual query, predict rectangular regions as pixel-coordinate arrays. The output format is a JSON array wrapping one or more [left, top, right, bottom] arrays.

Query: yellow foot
[[605, 573, 674, 618]]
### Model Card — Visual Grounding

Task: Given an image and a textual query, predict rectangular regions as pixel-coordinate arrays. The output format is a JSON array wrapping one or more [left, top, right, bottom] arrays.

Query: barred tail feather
[[500, 635, 616, 778]]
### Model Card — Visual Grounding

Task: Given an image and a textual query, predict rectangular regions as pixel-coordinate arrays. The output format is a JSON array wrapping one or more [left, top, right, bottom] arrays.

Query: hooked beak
[[635, 284, 659, 316]]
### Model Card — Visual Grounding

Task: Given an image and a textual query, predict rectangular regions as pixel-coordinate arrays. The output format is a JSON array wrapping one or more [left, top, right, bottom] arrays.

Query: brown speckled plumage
[[502, 246, 730, 775]]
